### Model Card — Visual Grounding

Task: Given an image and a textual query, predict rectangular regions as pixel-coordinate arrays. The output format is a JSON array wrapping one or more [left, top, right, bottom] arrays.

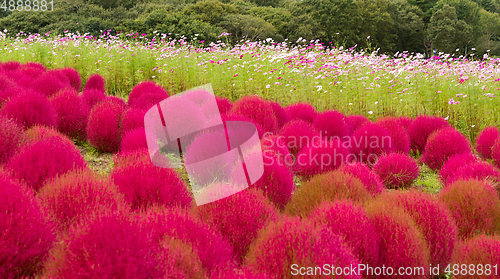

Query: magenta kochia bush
[[365, 200, 430, 279], [59, 68, 82, 91], [0, 169, 56, 278], [373, 153, 419, 189], [83, 73, 105, 92], [215, 96, 233, 115], [159, 237, 207, 279], [338, 162, 385, 196], [376, 117, 410, 154], [7, 137, 87, 191], [476, 126, 499, 160], [294, 138, 350, 179], [49, 88, 90, 141], [285, 102, 317, 124], [231, 96, 278, 133], [278, 120, 319, 155], [421, 127, 472, 171], [121, 108, 146, 134], [33, 71, 70, 98], [81, 88, 106, 109], [260, 134, 293, 169], [491, 139, 500, 169], [451, 234, 500, 279], [127, 81, 169, 110], [195, 188, 278, 263], [447, 161, 500, 187], [313, 110, 351, 140], [438, 179, 500, 239], [310, 200, 381, 267], [347, 115, 369, 132], [87, 99, 124, 152], [269, 101, 290, 129], [0, 116, 25, 164], [38, 169, 129, 231], [137, 207, 236, 273], [43, 211, 164, 279], [439, 153, 478, 185], [0, 90, 58, 130], [245, 216, 361, 279], [211, 268, 272, 279], [111, 158, 192, 211], [378, 190, 458, 275], [408, 115, 450, 154], [350, 122, 395, 165], [222, 112, 265, 138], [120, 128, 148, 152]]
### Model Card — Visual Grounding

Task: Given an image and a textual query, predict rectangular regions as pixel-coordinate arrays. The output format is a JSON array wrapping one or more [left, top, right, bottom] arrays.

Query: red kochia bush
[[0, 90, 58, 130], [285, 170, 371, 217], [398, 116, 413, 130], [87, 99, 124, 152], [377, 190, 457, 275], [285, 102, 317, 124], [439, 153, 478, 185], [408, 115, 450, 154], [260, 134, 293, 169], [339, 162, 385, 196], [195, 188, 278, 263], [127, 81, 169, 110], [313, 110, 351, 140], [1, 61, 21, 71], [278, 120, 320, 155], [269, 101, 290, 129], [81, 88, 106, 109], [245, 216, 361, 279], [347, 115, 369, 131], [447, 161, 500, 188], [0, 116, 25, 164], [111, 158, 192, 211], [476, 126, 499, 160], [294, 138, 350, 179], [24, 125, 74, 148], [421, 127, 472, 171], [0, 169, 56, 278], [438, 179, 500, 239], [350, 122, 395, 165], [43, 211, 164, 279], [120, 128, 148, 152], [491, 139, 500, 169], [222, 112, 265, 138], [310, 200, 381, 267], [159, 237, 207, 279], [59, 68, 82, 91], [215, 96, 233, 115], [38, 169, 129, 231], [451, 234, 500, 279], [83, 73, 105, 92], [121, 108, 146, 134], [137, 207, 236, 273], [50, 88, 90, 141], [7, 136, 87, 191], [373, 153, 419, 189], [231, 96, 278, 133], [32, 71, 70, 98], [376, 117, 410, 154], [365, 200, 430, 279], [211, 268, 272, 279]]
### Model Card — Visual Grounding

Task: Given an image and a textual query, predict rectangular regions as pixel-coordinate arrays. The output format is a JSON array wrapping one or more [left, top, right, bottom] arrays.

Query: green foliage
[[219, 13, 280, 41], [182, 0, 237, 25], [388, 0, 426, 52], [428, 4, 473, 53]]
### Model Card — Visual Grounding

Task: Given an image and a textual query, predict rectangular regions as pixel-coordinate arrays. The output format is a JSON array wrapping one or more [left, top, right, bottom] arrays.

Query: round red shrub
[[7, 136, 86, 191], [0, 86, 19, 108], [21, 62, 46, 71], [59, 68, 82, 91], [38, 169, 129, 231], [398, 116, 413, 130], [439, 153, 478, 185], [24, 125, 74, 147], [285, 102, 317, 124], [50, 88, 90, 141], [1, 61, 20, 71], [81, 88, 106, 109], [261, 134, 293, 169], [376, 117, 410, 154], [16, 66, 44, 81], [111, 158, 192, 211], [350, 122, 395, 165], [421, 127, 472, 171], [43, 211, 164, 279], [32, 71, 70, 98], [87, 99, 124, 152], [438, 179, 500, 239], [245, 216, 361, 279], [269, 101, 290, 129], [377, 190, 458, 275], [0, 169, 56, 278], [106, 95, 126, 107], [447, 161, 500, 188], [137, 206, 236, 273], [451, 234, 500, 279], [0, 73, 15, 92], [159, 237, 207, 279], [347, 114, 369, 132], [231, 96, 278, 133], [120, 128, 148, 152], [310, 200, 381, 267], [253, 151, 295, 209], [215, 96, 233, 115], [121, 108, 146, 134], [338, 162, 385, 196], [294, 137, 350, 179], [313, 110, 351, 140], [127, 81, 169, 110], [83, 73, 105, 92], [278, 120, 320, 155], [113, 149, 157, 169], [285, 170, 371, 217], [476, 126, 499, 160], [365, 199, 430, 279], [491, 138, 500, 169], [195, 188, 278, 263], [373, 153, 419, 189], [0, 116, 25, 164], [0, 90, 58, 130], [211, 268, 272, 279], [408, 115, 450, 154]]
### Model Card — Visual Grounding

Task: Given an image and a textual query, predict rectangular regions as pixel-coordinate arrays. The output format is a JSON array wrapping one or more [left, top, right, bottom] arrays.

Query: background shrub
[[49, 88, 90, 141], [231, 96, 278, 133], [421, 127, 472, 171], [476, 126, 500, 160], [284, 102, 317, 124], [408, 115, 450, 154], [350, 122, 395, 165], [87, 99, 124, 153], [127, 81, 169, 110], [373, 153, 419, 189]]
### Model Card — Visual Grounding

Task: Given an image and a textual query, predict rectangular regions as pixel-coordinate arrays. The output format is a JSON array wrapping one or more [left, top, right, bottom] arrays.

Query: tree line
[[1, 0, 500, 57]]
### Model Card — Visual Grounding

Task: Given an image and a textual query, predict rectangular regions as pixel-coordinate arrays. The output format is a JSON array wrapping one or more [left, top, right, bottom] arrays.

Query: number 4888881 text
[[1, 0, 53, 11]]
